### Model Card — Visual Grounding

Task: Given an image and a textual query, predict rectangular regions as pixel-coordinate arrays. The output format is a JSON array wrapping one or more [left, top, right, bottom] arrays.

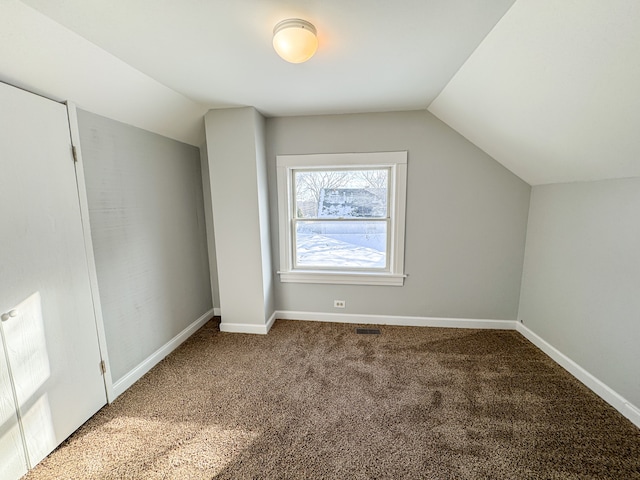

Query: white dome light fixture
[[273, 18, 318, 64]]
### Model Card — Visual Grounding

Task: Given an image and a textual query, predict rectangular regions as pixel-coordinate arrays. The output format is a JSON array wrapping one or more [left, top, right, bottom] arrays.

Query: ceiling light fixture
[[272, 18, 318, 64]]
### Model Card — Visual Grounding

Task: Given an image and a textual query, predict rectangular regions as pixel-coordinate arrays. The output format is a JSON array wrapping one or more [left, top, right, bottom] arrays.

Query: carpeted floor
[[24, 318, 640, 479]]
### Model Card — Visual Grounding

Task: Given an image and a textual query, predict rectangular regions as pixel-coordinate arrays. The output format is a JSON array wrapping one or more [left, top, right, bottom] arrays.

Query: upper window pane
[[294, 169, 388, 219]]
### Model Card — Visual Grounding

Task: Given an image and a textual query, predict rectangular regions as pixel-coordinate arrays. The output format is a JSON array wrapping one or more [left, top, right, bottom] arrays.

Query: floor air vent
[[355, 328, 381, 335]]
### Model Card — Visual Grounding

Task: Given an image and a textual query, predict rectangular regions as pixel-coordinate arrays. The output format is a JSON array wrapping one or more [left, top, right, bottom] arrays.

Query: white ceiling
[[20, 0, 515, 117], [429, 0, 640, 185], [4, 0, 640, 184]]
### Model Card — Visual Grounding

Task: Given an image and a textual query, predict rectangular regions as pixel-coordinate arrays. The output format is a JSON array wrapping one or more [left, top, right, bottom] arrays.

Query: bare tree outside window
[[357, 169, 387, 189], [294, 169, 389, 214], [295, 170, 350, 206]]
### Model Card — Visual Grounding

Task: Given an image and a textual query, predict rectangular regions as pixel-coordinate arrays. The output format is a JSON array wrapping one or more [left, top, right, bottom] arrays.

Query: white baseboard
[[274, 310, 517, 330], [219, 311, 277, 335], [517, 322, 640, 429], [111, 308, 214, 401], [213, 307, 221, 316]]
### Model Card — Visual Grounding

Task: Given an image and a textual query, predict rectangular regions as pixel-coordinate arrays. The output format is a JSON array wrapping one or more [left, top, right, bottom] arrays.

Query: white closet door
[[0, 82, 107, 468], [0, 331, 27, 479]]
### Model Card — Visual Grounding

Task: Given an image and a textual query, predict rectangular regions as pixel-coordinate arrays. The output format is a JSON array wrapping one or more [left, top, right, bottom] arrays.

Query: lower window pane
[[295, 221, 387, 269]]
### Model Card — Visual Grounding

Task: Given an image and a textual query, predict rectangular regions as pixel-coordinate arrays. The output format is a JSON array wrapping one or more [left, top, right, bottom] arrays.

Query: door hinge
[[99, 360, 106, 375], [72, 145, 78, 163]]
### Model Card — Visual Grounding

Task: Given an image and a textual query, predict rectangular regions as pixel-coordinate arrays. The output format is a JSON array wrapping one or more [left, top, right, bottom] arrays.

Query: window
[[276, 152, 407, 286]]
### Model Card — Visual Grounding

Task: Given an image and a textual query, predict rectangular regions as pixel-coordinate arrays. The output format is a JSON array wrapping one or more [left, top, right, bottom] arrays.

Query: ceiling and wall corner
[[0, 0, 208, 146], [14, 0, 515, 146], [4, 0, 639, 182], [428, 0, 640, 185]]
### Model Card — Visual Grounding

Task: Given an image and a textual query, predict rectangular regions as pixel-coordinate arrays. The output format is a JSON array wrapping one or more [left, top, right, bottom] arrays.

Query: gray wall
[[204, 107, 274, 328], [266, 110, 531, 319], [254, 110, 275, 320], [78, 109, 212, 382], [519, 177, 640, 407], [200, 141, 221, 309]]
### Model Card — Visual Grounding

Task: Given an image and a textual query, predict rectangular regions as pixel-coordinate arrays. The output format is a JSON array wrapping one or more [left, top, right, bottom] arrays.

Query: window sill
[[278, 270, 406, 286]]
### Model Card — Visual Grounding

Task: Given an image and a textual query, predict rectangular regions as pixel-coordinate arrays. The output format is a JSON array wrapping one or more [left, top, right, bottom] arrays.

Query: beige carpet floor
[[24, 318, 640, 479]]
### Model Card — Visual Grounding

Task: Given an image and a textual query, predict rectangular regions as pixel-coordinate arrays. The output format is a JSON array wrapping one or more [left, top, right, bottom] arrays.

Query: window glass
[[293, 169, 389, 269], [295, 220, 387, 269], [294, 169, 388, 219]]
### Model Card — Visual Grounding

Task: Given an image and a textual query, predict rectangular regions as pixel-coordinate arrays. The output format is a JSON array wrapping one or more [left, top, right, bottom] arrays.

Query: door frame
[[66, 102, 114, 402]]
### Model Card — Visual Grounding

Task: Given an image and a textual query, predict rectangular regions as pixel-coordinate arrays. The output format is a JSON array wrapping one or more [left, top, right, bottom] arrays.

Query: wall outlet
[[334, 300, 346, 308]]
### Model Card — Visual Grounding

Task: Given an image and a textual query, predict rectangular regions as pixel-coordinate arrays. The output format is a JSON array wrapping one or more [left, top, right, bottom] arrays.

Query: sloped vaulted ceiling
[[19, 0, 515, 117], [429, 0, 640, 185], [5, 1, 639, 184], [0, 1, 208, 146], [8, 0, 515, 145]]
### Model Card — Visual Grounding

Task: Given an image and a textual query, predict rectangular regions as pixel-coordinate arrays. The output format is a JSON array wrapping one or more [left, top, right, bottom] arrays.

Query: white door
[[0, 82, 107, 469], [0, 327, 27, 479]]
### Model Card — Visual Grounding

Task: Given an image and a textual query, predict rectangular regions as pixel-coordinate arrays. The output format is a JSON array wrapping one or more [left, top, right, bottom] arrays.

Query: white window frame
[[276, 151, 407, 286]]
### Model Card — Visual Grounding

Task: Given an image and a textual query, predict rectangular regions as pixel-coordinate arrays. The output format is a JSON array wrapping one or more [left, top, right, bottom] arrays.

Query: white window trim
[[276, 151, 408, 286]]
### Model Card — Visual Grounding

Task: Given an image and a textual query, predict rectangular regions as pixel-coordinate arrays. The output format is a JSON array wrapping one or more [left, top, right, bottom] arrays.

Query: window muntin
[[276, 152, 407, 286]]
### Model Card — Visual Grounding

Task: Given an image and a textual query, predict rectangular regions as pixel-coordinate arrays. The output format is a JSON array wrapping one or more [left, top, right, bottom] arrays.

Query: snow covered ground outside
[[296, 221, 386, 251], [296, 234, 386, 268]]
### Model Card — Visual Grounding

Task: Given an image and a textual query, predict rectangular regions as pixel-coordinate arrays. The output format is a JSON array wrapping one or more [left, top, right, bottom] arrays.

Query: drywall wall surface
[[252, 110, 275, 321], [519, 177, 640, 407], [78, 109, 212, 382], [266, 110, 530, 319], [200, 141, 221, 309], [205, 107, 274, 328]]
